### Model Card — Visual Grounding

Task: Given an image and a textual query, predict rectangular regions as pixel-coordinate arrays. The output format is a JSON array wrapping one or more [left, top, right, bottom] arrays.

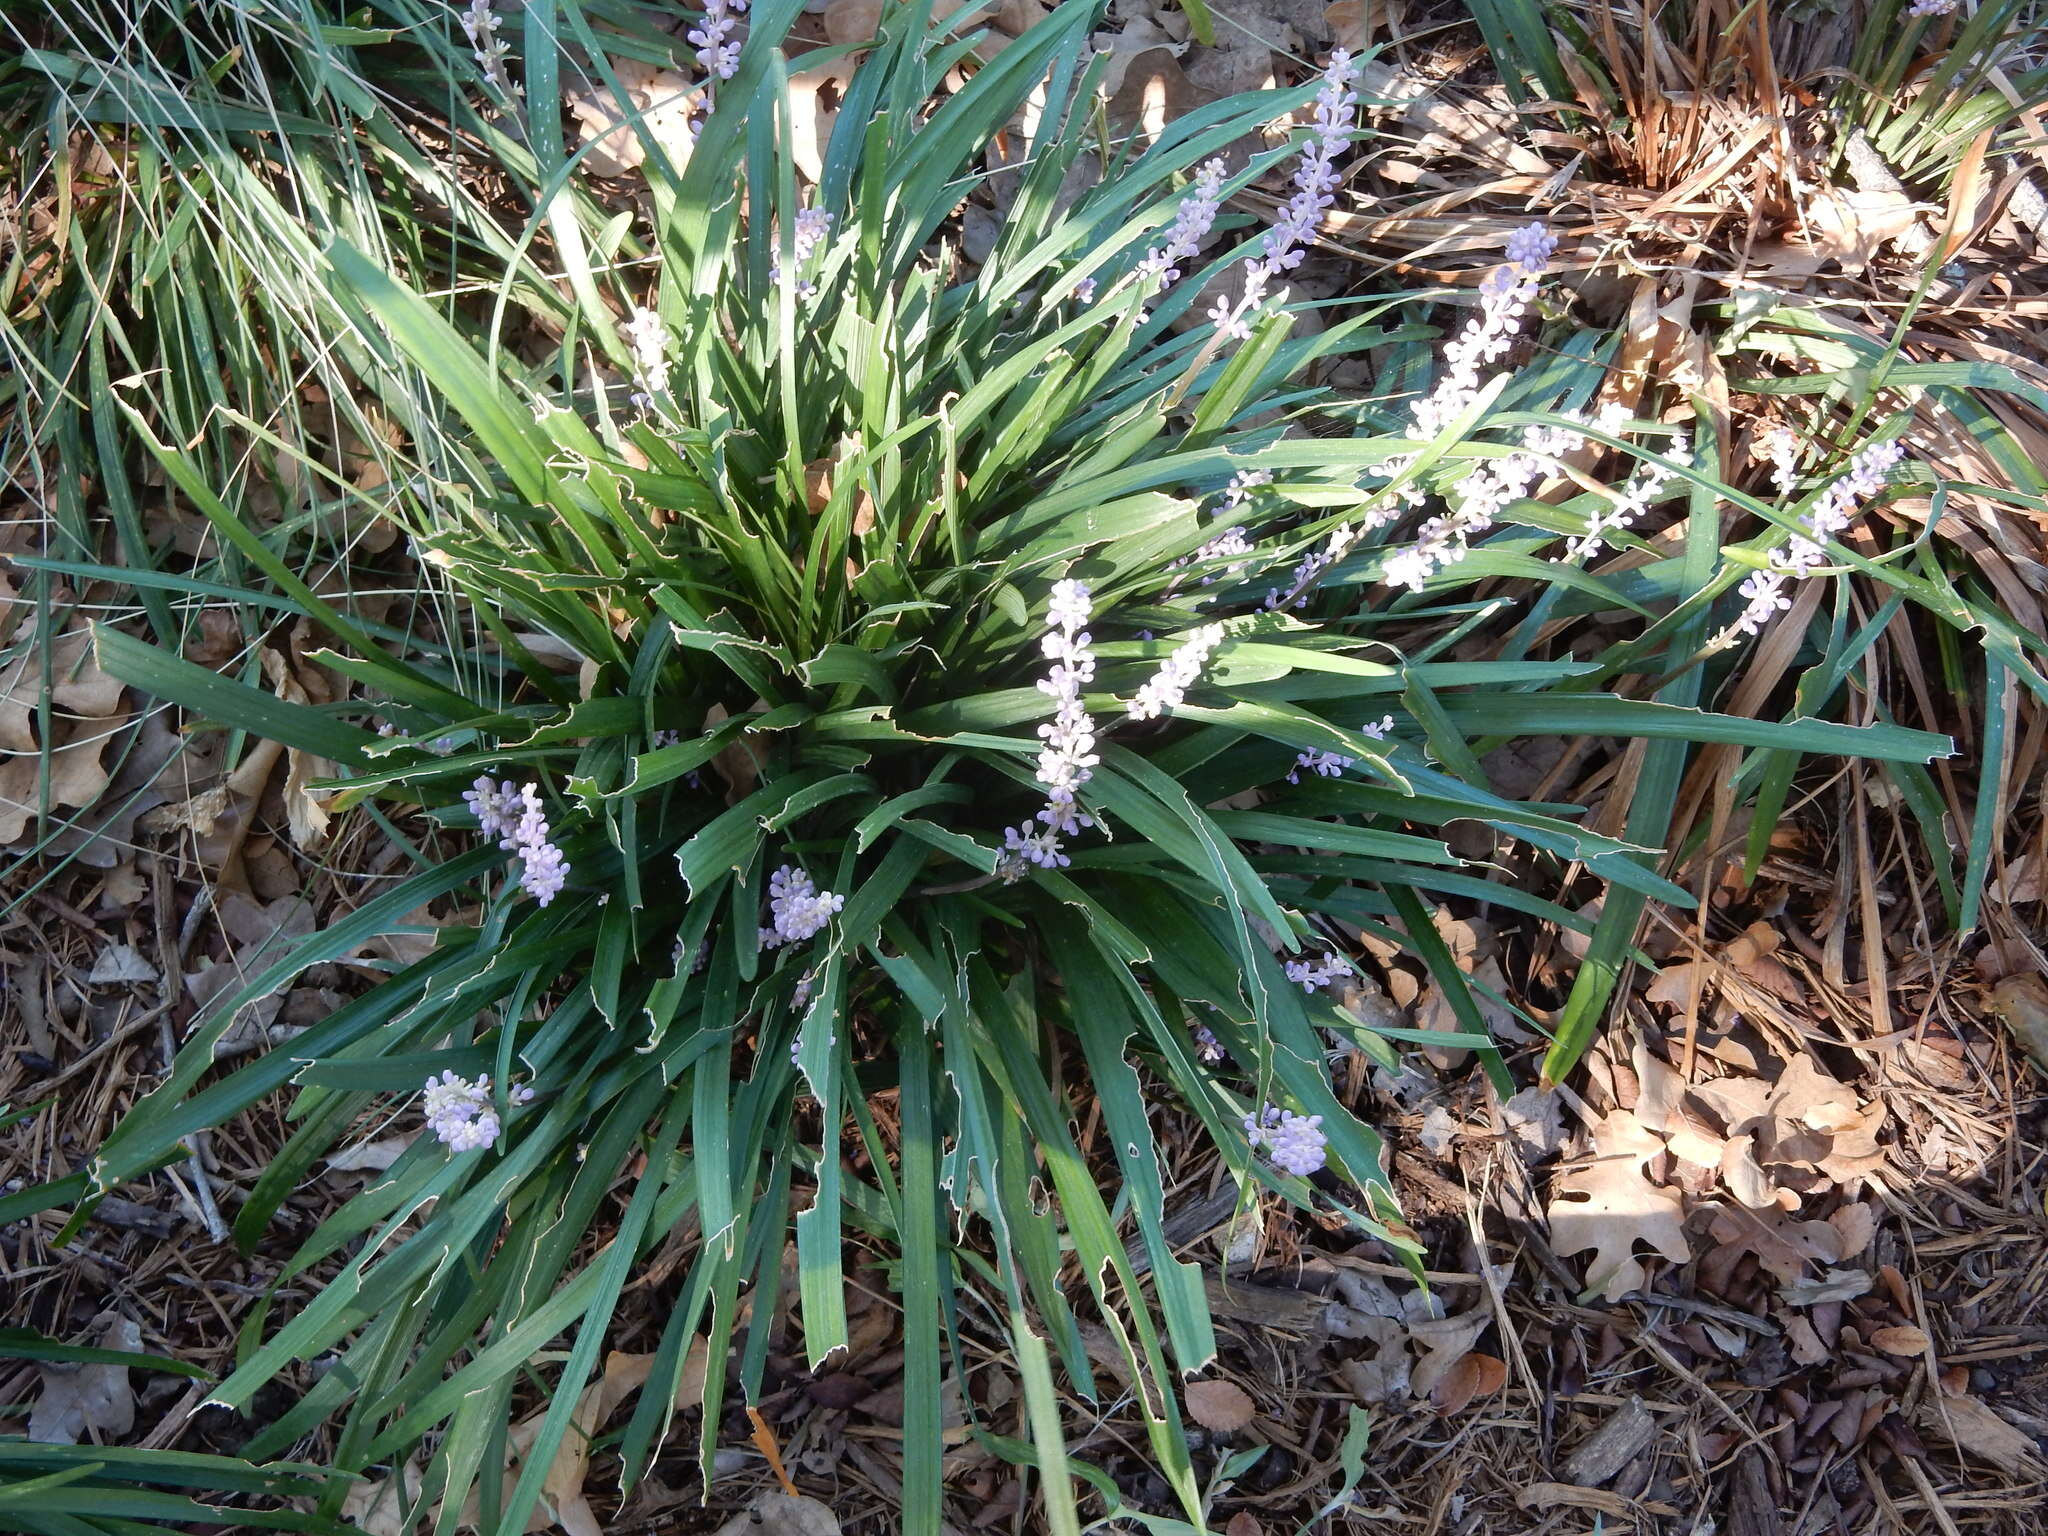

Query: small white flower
[[1558, 434, 1688, 563], [1284, 953, 1351, 993], [623, 306, 672, 400], [1125, 624, 1226, 721], [1715, 438, 1905, 646], [770, 204, 834, 299]]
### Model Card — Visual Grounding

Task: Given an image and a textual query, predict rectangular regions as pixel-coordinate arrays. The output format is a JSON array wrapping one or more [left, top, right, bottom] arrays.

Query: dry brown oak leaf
[[1548, 1108, 1690, 1302]]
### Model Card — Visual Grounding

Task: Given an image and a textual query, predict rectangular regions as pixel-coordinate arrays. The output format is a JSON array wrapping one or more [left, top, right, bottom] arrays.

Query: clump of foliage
[[25, 1, 1959, 1532]]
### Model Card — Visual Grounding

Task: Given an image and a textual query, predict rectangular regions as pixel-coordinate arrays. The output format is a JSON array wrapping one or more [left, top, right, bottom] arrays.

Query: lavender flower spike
[[771, 205, 835, 299], [423, 1070, 503, 1152], [497, 783, 570, 906], [998, 582, 1101, 881], [1126, 623, 1226, 721], [1210, 51, 1361, 340], [1716, 438, 1906, 646], [1245, 1104, 1328, 1177], [760, 863, 844, 948], [1137, 158, 1227, 295], [1404, 222, 1557, 444], [1033, 580, 1100, 801], [689, 0, 747, 80]]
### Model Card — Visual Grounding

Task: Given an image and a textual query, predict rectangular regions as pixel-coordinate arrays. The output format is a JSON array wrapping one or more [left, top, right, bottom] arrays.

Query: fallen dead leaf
[[712, 1492, 842, 1536], [29, 1314, 140, 1444], [1105, 47, 1213, 142], [342, 1456, 424, 1536], [1803, 184, 1933, 276], [1708, 1204, 1842, 1285], [568, 58, 697, 178], [327, 1136, 415, 1173], [186, 892, 318, 1058], [1185, 1378, 1256, 1432], [1548, 1108, 1690, 1302], [0, 619, 128, 847], [1323, 0, 1382, 51], [1868, 1325, 1931, 1357], [87, 944, 158, 985], [1430, 1351, 1507, 1415], [1987, 974, 2048, 1071], [1515, 1483, 1637, 1519], [1781, 1311, 1829, 1366], [1827, 1200, 1877, 1261], [824, 0, 883, 45]]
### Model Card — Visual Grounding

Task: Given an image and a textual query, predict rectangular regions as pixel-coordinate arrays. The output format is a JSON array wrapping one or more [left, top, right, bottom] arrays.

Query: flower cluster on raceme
[[1002, 581, 1100, 876], [771, 205, 835, 298], [1210, 50, 1362, 340], [1137, 157, 1227, 296], [760, 864, 845, 949], [1245, 1105, 1328, 1176], [458, 0, 518, 101], [1717, 439, 1907, 646], [421, 1071, 533, 1153], [690, 0, 747, 84], [1284, 953, 1352, 994], [464, 778, 570, 906], [623, 306, 672, 407]]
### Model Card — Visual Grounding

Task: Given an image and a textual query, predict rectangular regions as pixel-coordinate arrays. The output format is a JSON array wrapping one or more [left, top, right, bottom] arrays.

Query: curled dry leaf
[[29, 1314, 141, 1445], [262, 647, 334, 849], [1185, 1378, 1257, 1432], [1430, 1351, 1507, 1415], [1987, 973, 2048, 1072], [1547, 1108, 1690, 1302]]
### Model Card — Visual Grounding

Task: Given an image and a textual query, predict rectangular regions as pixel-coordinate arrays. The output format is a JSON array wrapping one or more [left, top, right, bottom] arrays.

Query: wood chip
[[1564, 1395, 1659, 1487], [1916, 1394, 2047, 1478]]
